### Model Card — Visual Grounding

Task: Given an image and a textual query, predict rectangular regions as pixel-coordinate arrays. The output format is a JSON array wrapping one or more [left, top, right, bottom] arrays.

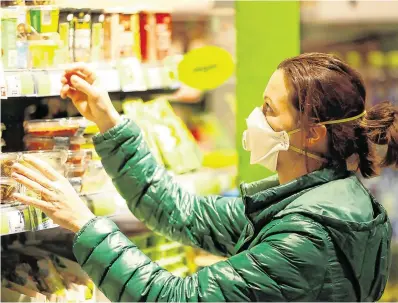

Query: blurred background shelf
[[2, 62, 180, 99]]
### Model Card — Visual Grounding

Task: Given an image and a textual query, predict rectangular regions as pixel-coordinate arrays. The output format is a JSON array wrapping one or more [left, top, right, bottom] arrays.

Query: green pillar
[[235, 1, 300, 183]]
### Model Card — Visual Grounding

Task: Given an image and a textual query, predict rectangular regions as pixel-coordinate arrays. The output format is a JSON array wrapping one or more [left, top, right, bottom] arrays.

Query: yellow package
[[144, 98, 203, 174], [123, 99, 165, 166]]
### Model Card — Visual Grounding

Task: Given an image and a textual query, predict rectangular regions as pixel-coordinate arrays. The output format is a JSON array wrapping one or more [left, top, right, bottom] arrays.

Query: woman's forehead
[[263, 70, 291, 108]]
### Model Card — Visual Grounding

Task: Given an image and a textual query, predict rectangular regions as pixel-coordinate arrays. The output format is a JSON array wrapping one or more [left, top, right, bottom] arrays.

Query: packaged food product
[[58, 8, 75, 62], [74, 9, 91, 62], [84, 120, 99, 135], [66, 150, 92, 165], [119, 11, 140, 59], [155, 12, 172, 61], [24, 118, 84, 137], [1, 178, 18, 202], [103, 10, 121, 61], [90, 9, 105, 62], [1, 8, 18, 69], [145, 98, 203, 173], [29, 6, 59, 33], [0, 152, 19, 177], [138, 12, 157, 62], [81, 190, 116, 216], [21, 150, 67, 175], [28, 39, 58, 69], [123, 99, 164, 165], [81, 160, 110, 194], [65, 164, 87, 178], [23, 135, 85, 151]]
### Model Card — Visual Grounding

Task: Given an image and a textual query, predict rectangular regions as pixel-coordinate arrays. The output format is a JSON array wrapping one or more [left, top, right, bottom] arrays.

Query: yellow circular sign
[[178, 46, 234, 90]]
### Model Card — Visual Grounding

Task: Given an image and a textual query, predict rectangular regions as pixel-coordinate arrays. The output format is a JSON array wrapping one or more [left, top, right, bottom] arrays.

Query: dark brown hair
[[278, 52, 398, 178]]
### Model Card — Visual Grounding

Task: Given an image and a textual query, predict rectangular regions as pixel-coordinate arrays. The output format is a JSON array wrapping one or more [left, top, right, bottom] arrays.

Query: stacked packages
[[1, 246, 95, 302]]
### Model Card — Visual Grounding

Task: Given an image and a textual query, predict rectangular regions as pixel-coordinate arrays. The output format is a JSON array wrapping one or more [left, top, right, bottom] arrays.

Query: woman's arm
[[94, 119, 247, 257], [73, 215, 328, 302]]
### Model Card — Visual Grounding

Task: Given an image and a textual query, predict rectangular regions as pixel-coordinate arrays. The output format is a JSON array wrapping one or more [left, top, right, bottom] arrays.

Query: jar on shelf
[[74, 8, 91, 62]]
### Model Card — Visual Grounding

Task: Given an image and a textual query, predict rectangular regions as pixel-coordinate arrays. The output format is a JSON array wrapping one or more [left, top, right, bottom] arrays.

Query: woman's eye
[[263, 103, 272, 114]]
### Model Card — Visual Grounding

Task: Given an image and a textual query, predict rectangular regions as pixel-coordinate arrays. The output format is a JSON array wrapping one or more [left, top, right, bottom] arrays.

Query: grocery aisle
[[1, 1, 237, 301], [1, 1, 397, 302]]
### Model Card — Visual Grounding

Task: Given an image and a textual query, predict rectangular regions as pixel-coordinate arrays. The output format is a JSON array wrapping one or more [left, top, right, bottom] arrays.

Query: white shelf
[[1, 60, 180, 99]]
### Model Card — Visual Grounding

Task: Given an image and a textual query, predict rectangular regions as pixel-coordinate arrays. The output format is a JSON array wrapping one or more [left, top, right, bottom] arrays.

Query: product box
[[74, 9, 91, 62], [103, 11, 120, 62], [155, 13, 172, 61], [138, 12, 157, 62], [1, 8, 18, 69]]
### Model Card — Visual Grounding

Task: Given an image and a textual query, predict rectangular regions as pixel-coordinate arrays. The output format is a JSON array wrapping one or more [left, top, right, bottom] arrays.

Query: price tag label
[[0, 63, 7, 99], [7, 210, 26, 234], [96, 68, 120, 92], [146, 66, 163, 89], [6, 74, 22, 97], [119, 58, 147, 92], [34, 71, 51, 96], [50, 71, 63, 96], [20, 72, 35, 96]]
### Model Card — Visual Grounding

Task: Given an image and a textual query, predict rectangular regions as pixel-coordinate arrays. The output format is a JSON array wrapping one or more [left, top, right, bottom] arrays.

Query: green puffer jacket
[[73, 119, 392, 302]]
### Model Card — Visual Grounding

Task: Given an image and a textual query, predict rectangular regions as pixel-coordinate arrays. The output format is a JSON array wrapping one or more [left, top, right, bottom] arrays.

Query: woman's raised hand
[[60, 63, 121, 133]]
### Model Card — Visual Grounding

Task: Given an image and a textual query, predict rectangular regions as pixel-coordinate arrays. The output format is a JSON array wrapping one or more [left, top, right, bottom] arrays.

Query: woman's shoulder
[[275, 174, 374, 224]]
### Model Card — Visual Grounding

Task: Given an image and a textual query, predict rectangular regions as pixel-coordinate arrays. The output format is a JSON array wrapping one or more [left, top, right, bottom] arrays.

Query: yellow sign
[[178, 46, 234, 90]]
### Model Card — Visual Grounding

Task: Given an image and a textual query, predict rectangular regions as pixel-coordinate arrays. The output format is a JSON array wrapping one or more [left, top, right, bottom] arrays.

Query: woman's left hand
[[11, 155, 96, 233]]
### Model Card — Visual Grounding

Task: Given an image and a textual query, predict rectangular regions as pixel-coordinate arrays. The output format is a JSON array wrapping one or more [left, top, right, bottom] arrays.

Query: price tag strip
[[118, 58, 147, 92], [34, 71, 52, 96], [0, 62, 7, 99], [1, 206, 31, 235], [5, 73, 22, 97]]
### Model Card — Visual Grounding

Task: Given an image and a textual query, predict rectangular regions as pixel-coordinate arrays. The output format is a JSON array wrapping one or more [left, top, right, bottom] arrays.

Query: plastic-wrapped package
[[24, 118, 87, 137], [123, 99, 165, 166], [144, 98, 203, 174]]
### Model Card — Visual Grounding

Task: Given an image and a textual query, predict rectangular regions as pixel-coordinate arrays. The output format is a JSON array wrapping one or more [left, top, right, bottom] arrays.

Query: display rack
[[1, 167, 237, 237], [1, 60, 180, 99]]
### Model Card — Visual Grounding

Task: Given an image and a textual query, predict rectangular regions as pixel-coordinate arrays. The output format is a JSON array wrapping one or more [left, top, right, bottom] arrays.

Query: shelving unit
[[1, 60, 180, 99], [1, 167, 237, 237]]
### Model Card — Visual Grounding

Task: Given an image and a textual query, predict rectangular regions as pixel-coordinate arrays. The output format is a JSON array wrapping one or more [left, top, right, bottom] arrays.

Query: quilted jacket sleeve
[[73, 215, 329, 302], [93, 119, 246, 257]]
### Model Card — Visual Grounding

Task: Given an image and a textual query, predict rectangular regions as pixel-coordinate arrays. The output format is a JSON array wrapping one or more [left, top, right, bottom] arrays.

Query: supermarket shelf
[[1, 167, 237, 236], [1, 60, 180, 99]]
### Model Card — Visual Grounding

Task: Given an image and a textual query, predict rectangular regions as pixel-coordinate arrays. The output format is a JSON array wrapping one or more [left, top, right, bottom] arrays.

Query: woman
[[12, 53, 395, 302]]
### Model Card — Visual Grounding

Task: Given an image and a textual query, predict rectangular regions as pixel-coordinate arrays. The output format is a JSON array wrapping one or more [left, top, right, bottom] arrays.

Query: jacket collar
[[240, 167, 350, 225]]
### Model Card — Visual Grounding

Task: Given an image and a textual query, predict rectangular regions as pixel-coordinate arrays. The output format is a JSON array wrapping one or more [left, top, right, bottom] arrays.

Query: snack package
[[144, 98, 203, 174], [21, 247, 94, 301], [123, 99, 164, 166]]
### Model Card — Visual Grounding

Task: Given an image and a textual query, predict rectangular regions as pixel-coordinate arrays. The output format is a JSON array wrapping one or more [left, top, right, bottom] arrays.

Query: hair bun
[[361, 101, 398, 167]]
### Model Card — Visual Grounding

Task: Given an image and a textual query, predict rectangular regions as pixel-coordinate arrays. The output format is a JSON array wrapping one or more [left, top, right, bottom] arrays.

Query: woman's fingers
[[22, 155, 64, 181], [65, 63, 96, 84], [12, 172, 55, 199], [70, 75, 99, 100], [12, 163, 53, 189], [60, 84, 68, 99], [12, 193, 50, 211]]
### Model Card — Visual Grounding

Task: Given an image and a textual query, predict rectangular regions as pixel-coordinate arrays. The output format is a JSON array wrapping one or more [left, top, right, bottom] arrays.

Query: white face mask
[[242, 107, 366, 172]]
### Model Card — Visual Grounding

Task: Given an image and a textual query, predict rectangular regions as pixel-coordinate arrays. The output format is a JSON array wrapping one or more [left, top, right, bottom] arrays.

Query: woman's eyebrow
[[263, 95, 276, 109]]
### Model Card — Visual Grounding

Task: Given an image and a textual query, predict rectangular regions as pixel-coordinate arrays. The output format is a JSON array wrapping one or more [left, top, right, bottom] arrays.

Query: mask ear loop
[[286, 110, 367, 163]]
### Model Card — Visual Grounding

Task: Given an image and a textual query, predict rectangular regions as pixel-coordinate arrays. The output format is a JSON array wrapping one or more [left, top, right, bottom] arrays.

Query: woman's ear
[[306, 125, 328, 146]]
